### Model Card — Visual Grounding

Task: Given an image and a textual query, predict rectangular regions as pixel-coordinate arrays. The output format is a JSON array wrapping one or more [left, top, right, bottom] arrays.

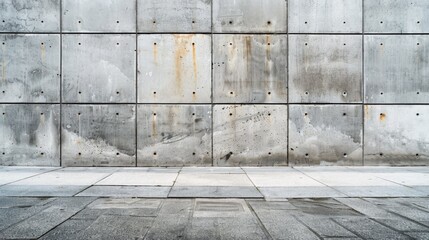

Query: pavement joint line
[[240, 166, 264, 197], [0, 167, 64, 187], [330, 216, 369, 240], [167, 167, 183, 198], [291, 167, 350, 197], [245, 200, 274, 240], [292, 214, 323, 240], [72, 168, 121, 197]]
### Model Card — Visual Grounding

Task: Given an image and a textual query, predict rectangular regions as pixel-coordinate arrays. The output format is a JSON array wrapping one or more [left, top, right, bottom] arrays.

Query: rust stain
[[245, 36, 252, 88], [265, 36, 271, 82], [153, 43, 158, 65], [152, 114, 157, 137], [40, 43, 45, 61], [174, 35, 194, 94], [364, 105, 370, 120], [1, 43, 5, 82], [379, 113, 386, 121], [192, 42, 197, 80]]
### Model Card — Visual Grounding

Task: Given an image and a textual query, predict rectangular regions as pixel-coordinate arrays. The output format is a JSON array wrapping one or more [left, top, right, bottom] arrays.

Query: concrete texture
[[1, 0, 429, 167]]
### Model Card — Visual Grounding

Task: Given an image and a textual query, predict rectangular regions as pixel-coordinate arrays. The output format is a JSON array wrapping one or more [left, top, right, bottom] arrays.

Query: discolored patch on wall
[[365, 35, 429, 103], [289, 0, 362, 33], [138, 0, 211, 33], [62, 34, 136, 103], [0, 34, 60, 102], [364, 105, 429, 166], [0, 104, 60, 166], [137, 105, 212, 166], [0, 0, 60, 32], [213, 105, 287, 166], [213, 0, 287, 33], [138, 34, 211, 103], [289, 105, 363, 166], [62, 0, 136, 32], [289, 35, 362, 103], [213, 34, 287, 103], [364, 0, 429, 33], [61, 105, 136, 166]]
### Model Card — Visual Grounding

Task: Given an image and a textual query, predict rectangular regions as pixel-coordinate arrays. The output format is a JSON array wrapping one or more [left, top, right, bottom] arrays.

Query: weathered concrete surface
[[213, 0, 287, 33], [213, 34, 287, 103], [365, 35, 429, 103], [0, 104, 60, 166], [0, 0, 60, 32], [62, 0, 136, 32], [0, 34, 60, 102], [62, 34, 136, 103], [289, 35, 362, 103], [213, 105, 287, 166], [289, 105, 363, 166], [289, 0, 362, 33], [364, 105, 429, 166], [365, 0, 429, 33], [138, 0, 211, 33], [61, 105, 136, 166], [137, 105, 211, 166], [138, 34, 211, 103]]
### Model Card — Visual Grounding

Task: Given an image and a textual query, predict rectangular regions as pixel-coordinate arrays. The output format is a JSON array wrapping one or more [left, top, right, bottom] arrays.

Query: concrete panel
[[62, 0, 136, 32], [138, 34, 211, 103], [213, 0, 287, 33], [289, 35, 362, 103], [213, 105, 287, 166], [364, 105, 429, 166], [137, 0, 211, 33], [289, 0, 362, 33], [213, 34, 287, 103], [0, 104, 60, 166], [137, 105, 211, 166], [62, 105, 136, 166], [0, 0, 60, 32], [289, 105, 363, 166], [0, 34, 60, 102], [364, 0, 429, 33], [62, 34, 136, 103], [365, 35, 429, 103]]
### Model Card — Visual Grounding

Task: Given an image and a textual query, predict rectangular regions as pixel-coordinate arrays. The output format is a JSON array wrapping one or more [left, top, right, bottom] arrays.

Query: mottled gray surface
[[62, 34, 136, 103], [0, 104, 60, 166], [0, 0, 60, 32], [138, 34, 211, 103], [213, 34, 287, 103], [289, 35, 362, 103], [138, 0, 211, 33], [62, 0, 136, 32], [364, 105, 429, 166], [213, 0, 287, 33], [61, 105, 136, 166], [0, 34, 60, 102], [365, 35, 429, 103], [289, 105, 363, 166], [289, 0, 362, 33], [213, 105, 288, 166], [137, 105, 212, 166], [365, 0, 429, 33]]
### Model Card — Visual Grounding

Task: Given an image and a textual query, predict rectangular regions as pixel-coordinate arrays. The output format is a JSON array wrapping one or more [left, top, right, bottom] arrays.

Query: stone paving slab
[[0, 167, 59, 185], [76, 186, 171, 198], [169, 186, 262, 198], [258, 186, 347, 199], [95, 168, 179, 186], [174, 173, 254, 187]]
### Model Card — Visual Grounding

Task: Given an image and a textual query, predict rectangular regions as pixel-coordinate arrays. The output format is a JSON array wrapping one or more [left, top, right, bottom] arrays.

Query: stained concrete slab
[[0, 167, 58, 185], [174, 173, 253, 186], [181, 167, 244, 174], [334, 217, 411, 239], [169, 186, 262, 198], [77, 186, 171, 198], [258, 187, 347, 199], [244, 167, 326, 187], [95, 168, 179, 186]]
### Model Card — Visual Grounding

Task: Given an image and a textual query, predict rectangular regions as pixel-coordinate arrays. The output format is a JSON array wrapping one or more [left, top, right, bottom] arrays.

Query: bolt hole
[[380, 43, 383, 46], [41, 42, 44, 45], [305, 153, 309, 157], [305, 21, 308, 24], [153, 113, 157, 116], [229, 113, 232, 116], [229, 20, 233, 24], [268, 113, 271, 116], [268, 152, 271, 155], [78, 43, 81, 45], [78, 112, 81, 115], [417, 21, 420, 24], [116, 43, 119, 45], [229, 42, 232, 46], [41, 20, 44, 23], [78, 152, 82, 155], [380, 92, 384, 95], [417, 91, 420, 94], [116, 20, 119, 23], [192, 20, 195, 23], [192, 113, 195, 116], [343, 21, 346, 24], [343, 153, 347, 157], [380, 153, 383, 156], [116, 91, 119, 94], [2, 42, 4, 45], [192, 152, 196, 155], [153, 152, 157, 155], [153, 42, 157, 45], [268, 91, 271, 95], [230, 152, 233, 155], [380, 21, 383, 24], [305, 42, 308, 46], [41, 152, 44, 155], [416, 113, 420, 116], [304, 112, 308, 116], [153, 91, 156, 94], [267, 21, 271, 25], [40, 113, 44, 115], [305, 91, 309, 95], [41, 91, 44, 94], [417, 43, 420, 45], [116, 152, 119, 155], [192, 42, 195, 46], [267, 42, 270, 45], [343, 113, 347, 116], [416, 153, 419, 157], [192, 91, 196, 94], [2, 152, 4, 155], [230, 91, 233, 94], [116, 113, 119, 116], [78, 91, 82, 94], [153, 20, 156, 24], [343, 43, 346, 46]]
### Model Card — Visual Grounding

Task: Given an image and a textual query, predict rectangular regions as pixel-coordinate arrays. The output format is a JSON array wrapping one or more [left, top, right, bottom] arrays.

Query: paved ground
[[0, 167, 428, 239], [0, 166, 428, 198]]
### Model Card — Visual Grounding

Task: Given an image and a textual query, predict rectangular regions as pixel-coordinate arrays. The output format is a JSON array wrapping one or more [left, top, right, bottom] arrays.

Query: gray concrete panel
[[364, 0, 429, 33], [364, 105, 429, 166], [62, 34, 136, 103], [0, 34, 60, 102], [137, 0, 211, 33], [289, 105, 363, 166], [61, 105, 136, 166], [289, 0, 362, 33], [213, 0, 287, 33], [138, 34, 211, 103], [213, 34, 287, 103], [62, 0, 136, 32], [289, 35, 362, 103], [213, 105, 287, 166], [0, 104, 60, 166], [137, 105, 211, 166], [0, 0, 60, 32], [365, 35, 429, 103]]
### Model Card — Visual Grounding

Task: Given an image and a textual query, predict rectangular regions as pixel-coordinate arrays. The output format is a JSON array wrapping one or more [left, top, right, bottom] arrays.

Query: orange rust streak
[[379, 113, 386, 121], [192, 43, 197, 80], [153, 44, 158, 64]]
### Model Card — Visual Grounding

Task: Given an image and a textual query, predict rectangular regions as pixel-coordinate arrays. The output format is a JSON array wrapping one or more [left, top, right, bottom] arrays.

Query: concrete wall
[[0, 0, 428, 167]]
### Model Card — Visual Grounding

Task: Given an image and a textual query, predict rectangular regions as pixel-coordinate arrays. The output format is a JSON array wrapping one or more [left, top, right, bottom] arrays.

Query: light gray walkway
[[0, 166, 428, 198]]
